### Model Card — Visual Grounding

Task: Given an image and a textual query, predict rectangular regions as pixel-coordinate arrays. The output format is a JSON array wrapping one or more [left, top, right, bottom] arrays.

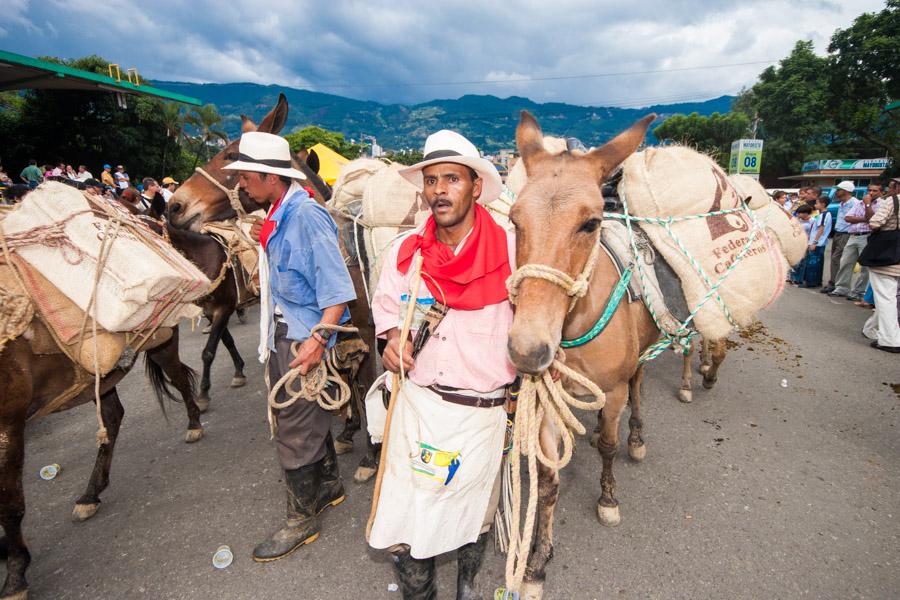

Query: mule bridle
[[193, 166, 247, 219]]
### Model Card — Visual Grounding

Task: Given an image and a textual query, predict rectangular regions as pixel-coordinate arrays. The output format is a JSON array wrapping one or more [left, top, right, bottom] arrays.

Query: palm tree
[[186, 103, 229, 169], [160, 102, 186, 175]]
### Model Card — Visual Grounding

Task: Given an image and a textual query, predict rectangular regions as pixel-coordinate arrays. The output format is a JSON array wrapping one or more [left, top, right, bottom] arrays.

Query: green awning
[[0, 49, 201, 105], [885, 100, 900, 113]]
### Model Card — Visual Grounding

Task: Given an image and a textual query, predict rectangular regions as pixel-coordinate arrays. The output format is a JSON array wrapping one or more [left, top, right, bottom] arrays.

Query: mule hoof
[[185, 428, 204, 443], [628, 443, 647, 462], [702, 378, 716, 390], [589, 432, 600, 448], [196, 397, 210, 413], [230, 376, 247, 388], [678, 389, 693, 403], [521, 581, 544, 600], [334, 439, 353, 455], [72, 503, 100, 522], [597, 503, 621, 527], [698, 364, 711, 375], [354, 465, 376, 483], [1, 590, 28, 600]]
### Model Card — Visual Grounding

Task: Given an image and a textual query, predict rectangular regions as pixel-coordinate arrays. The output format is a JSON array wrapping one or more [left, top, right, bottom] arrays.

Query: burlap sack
[[728, 174, 807, 266], [1, 182, 209, 332], [361, 164, 428, 291], [620, 147, 785, 340], [331, 158, 388, 215]]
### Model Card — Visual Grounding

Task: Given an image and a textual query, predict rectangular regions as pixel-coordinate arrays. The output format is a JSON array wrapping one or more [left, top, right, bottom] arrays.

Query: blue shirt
[[265, 187, 356, 349], [808, 212, 832, 247], [835, 199, 854, 233]]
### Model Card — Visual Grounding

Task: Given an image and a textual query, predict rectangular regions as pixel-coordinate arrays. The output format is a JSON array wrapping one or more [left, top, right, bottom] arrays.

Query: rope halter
[[194, 166, 246, 218], [505, 229, 603, 314]]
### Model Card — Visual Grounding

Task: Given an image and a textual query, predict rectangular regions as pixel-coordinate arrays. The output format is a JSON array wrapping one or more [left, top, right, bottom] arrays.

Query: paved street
[[10, 284, 900, 599]]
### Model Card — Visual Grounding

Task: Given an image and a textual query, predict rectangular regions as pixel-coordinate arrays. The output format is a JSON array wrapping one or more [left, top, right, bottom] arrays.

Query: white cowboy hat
[[222, 131, 307, 180], [399, 130, 502, 204], [835, 180, 855, 193]]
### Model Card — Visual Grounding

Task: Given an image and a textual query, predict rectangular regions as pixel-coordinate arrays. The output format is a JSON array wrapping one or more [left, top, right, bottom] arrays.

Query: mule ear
[[257, 93, 289, 134], [586, 113, 655, 180], [306, 149, 321, 174], [240, 114, 257, 133], [516, 111, 548, 174]]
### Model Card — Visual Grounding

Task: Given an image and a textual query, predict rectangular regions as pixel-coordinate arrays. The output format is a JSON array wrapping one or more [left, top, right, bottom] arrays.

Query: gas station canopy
[[0, 49, 201, 105]]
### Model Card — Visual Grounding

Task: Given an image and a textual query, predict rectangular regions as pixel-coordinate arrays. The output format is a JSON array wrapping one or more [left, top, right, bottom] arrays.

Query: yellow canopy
[[308, 143, 349, 185]]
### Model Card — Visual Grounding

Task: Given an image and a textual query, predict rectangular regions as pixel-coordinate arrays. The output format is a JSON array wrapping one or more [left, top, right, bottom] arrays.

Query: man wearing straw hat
[[224, 131, 357, 562], [368, 130, 515, 599]]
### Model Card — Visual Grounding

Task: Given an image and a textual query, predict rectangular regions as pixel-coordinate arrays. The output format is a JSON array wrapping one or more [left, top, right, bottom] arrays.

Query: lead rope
[[500, 235, 608, 596], [266, 323, 361, 437]]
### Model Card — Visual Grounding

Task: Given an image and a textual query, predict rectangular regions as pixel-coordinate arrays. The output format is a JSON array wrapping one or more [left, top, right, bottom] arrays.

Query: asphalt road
[[10, 284, 900, 600]]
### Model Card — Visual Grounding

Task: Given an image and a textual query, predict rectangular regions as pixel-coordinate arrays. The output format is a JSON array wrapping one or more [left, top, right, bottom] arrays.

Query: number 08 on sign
[[728, 139, 764, 180]]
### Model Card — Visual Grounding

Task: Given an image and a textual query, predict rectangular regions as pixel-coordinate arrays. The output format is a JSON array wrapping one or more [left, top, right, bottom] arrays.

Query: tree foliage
[[383, 149, 424, 166], [283, 126, 366, 159], [652, 111, 750, 166], [826, 0, 900, 173]]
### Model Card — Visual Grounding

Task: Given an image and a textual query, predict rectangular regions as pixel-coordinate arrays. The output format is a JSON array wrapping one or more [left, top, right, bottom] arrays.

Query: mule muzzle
[[507, 337, 555, 375]]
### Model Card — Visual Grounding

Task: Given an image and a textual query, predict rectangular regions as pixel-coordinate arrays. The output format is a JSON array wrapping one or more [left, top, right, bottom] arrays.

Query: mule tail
[[144, 355, 197, 418]]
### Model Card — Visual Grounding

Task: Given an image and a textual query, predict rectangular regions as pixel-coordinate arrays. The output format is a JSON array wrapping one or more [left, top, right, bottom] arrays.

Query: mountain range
[[153, 81, 735, 152]]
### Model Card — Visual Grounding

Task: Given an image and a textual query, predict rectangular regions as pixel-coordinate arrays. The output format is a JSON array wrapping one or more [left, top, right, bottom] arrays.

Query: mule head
[[507, 111, 655, 374], [167, 93, 321, 230]]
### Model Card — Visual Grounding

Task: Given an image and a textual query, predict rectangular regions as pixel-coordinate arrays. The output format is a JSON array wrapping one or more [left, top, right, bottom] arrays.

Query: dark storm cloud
[[2, 0, 884, 106]]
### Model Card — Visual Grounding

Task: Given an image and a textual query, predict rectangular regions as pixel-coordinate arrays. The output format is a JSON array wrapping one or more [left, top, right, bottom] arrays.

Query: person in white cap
[[223, 131, 357, 562], [821, 180, 857, 294], [368, 130, 514, 599]]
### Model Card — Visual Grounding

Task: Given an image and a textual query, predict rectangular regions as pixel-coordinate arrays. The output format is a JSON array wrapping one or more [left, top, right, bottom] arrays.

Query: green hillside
[[154, 81, 734, 151]]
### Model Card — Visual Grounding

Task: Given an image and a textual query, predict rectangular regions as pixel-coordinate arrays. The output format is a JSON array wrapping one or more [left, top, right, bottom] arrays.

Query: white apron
[[368, 380, 506, 559]]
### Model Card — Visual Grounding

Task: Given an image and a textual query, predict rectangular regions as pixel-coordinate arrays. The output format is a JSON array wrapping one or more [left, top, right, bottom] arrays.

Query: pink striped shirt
[[372, 224, 517, 393]]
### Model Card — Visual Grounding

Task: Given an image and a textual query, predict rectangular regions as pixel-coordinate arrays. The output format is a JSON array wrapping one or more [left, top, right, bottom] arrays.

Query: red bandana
[[397, 204, 511, 310], [259, 188, 288, 252]]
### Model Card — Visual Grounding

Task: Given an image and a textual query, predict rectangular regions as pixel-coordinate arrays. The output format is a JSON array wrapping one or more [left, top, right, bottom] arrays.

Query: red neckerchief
[[397, 204, 511, 310], [259, 188, 288, 251]]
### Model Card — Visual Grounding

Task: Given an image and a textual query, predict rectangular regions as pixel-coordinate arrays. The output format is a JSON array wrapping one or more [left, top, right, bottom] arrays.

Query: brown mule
[[505, 111, 669, 598], [0, 320, 200, 599]]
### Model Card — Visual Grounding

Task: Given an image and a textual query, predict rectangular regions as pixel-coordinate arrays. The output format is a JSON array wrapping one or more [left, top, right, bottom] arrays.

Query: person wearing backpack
[[861, 176, 900, 353]]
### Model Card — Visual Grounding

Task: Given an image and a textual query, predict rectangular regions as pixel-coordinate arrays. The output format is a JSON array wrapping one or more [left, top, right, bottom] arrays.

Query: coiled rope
[[266, 323, 360, 436], [502, 239, 608, 595]]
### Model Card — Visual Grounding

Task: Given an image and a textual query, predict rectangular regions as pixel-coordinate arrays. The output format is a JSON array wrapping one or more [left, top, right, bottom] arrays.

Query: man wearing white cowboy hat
[[224, 131, 357, 562], [368, 130, 515, 599]]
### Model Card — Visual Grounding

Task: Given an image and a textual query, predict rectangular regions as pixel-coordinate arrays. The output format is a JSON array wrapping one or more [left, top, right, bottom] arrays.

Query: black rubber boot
[[456, 533, 488, 600], [316, 432, 346, 515], [391, 546, 437, 600], [252, 462, 321, 562]]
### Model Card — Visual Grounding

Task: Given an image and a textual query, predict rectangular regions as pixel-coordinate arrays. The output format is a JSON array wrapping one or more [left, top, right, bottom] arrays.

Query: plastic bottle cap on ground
[[39, 464, 60, 480], [212, 545, 233, 569]]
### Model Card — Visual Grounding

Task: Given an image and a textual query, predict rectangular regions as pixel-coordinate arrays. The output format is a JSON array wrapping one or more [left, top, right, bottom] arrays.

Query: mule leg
[[522, 422, 561, 600], [678, 344, 694, 403], [147, 328, 202, 443], [627, 365, 647, 461], [0, 396, 31, 599], [353, 387, 382, 483], [699, 337, 712, 375], [220, 326, 247, 388], [702, 339, 727, 389], [197, 312, 229, 412], [73, 388, 125, 521], [596, 385, 628, 527]]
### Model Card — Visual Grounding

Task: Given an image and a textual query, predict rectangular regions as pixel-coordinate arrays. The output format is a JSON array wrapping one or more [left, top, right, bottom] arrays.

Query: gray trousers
[[833, 233, 870, 296], [268, 321, 332, 471], [827, 232, 850, 286]]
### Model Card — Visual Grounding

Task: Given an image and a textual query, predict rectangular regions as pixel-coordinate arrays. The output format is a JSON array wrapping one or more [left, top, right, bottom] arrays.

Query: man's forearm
[[312, 303, 348, 345]]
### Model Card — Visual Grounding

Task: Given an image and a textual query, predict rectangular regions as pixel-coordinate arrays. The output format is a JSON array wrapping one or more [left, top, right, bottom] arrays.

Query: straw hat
[[223, 132, 307, 180], [399, 130, 501, 204]]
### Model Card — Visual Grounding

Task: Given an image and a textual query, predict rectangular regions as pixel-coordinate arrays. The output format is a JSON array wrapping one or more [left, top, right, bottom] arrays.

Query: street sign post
[[728, 139, 764, 179]]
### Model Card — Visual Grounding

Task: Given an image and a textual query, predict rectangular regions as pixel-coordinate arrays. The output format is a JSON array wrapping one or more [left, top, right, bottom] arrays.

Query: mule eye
[[578, 218, 601, 234]]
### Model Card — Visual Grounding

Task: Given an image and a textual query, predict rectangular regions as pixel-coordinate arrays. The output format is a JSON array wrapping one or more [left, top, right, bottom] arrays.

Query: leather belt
[[428, 386, 506, 408], [849, 232, 869, 236]]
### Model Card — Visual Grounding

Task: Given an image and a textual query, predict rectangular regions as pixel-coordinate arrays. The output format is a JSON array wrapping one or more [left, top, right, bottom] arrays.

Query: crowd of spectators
[[1, 158, 179, 220], [781, 178, 900, 353]]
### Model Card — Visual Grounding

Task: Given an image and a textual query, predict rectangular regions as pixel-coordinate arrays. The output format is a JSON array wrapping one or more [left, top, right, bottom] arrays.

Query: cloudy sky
[[2, 0, 885, 107]]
